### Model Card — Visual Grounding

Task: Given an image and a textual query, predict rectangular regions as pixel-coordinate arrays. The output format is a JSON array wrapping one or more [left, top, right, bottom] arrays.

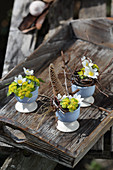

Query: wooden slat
[[2, 0, 37, 77], [79, 0, 107, 18], [71, 18, 113, 49]]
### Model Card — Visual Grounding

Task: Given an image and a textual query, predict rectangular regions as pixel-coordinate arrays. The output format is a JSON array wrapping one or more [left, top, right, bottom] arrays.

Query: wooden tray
[[0, 18, 113, 168]]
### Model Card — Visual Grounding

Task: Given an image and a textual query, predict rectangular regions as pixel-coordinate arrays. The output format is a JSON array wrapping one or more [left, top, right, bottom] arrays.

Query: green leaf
[[38, 78, 45, 83], [7, 91, 12, 96], [5, 83, 10, 86], [36, 82, 40, 86]]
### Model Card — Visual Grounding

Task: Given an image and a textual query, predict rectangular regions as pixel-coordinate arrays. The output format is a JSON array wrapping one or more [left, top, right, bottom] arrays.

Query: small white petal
[[57, 94, 62, 100], [81, 56, 86, 61]]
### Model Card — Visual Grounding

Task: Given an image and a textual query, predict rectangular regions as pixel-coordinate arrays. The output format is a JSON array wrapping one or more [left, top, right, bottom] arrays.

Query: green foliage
[[60, 97, 79, 112], [86, 160, 104, 170], [7, 75, 43, 99], [78, 67, 86, 79], [92, 64, 99, 71]]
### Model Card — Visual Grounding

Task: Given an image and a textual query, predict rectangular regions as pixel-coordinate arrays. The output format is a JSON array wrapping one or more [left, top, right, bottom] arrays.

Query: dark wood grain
[[79, 0, 107, 19], [71, 18, 113, 49]]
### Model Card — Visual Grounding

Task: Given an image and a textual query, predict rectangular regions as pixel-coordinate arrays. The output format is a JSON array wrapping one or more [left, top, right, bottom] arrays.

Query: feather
[[49, 63, 65, 96]]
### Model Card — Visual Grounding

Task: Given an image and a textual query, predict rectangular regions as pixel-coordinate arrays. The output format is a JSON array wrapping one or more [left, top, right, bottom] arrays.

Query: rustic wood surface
[[0, 37, 113, 167], [71, 18, 113, 49], [79, 0, 107, 18]]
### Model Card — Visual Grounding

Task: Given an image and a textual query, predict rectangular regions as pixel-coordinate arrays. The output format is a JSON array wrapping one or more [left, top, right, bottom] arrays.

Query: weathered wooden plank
[[71, 18, 113, 49], [79, 0, 107, 18], [91, 137, 104, 151], [2, 0, 37, 77]]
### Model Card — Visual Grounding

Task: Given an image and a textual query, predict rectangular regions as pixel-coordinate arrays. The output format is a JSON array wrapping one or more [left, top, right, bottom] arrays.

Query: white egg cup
[[80, 96, 94, 107], [56, 120, 80, 132], [15, 101, 38, 113]]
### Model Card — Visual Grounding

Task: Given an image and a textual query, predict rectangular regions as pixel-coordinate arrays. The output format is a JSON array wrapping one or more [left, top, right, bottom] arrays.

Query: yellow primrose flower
[[67, 104, 77, 112], [25, 91, 32, 98], [22, 81, 28, 86]]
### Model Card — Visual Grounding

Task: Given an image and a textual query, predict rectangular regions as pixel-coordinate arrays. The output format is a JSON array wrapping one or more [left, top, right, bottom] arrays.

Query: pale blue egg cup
[[71, 84, 95, 107], [15, 86, 39, 113], [71, 84, 95, 98], [56, 105, 80, 132]]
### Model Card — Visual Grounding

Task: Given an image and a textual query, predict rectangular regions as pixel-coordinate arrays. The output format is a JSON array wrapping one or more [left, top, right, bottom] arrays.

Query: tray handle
[[0, 116, 28, 144]]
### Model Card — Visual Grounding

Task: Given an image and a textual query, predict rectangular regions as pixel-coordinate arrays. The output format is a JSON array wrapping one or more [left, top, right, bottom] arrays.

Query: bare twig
[[35, 106, 52, 131], [61, 51, 69, 96], [83, 100, 111, 114], [95, 85, 109, 98]]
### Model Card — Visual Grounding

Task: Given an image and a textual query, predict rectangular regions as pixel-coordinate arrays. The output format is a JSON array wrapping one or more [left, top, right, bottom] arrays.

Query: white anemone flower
[[81, 56, 93, 68], [73, 94, 84, 104], [84, 66, 99, 79], [62, 94, 68, 99], [57, 94, 62, 101], [14, 75, 26, 86], [82, 59, 93, 68], [23, 67, 34, 75], [81, 56, 86, 61]]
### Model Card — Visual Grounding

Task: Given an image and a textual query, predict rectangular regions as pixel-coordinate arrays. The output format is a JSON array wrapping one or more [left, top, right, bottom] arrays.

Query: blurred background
[[0, 0, 14, 77]]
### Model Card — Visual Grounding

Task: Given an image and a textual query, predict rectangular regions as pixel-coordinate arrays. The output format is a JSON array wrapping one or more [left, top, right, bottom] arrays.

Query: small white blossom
[[81, 56, 86, 61], [14, 75, 26, 86], [57, 93, 84, 105], [62, 94, 68, 99], [73, 94, 84, 104], [82, 56, 93, 68], [23, 67, 34, 75], [57, 94, 62, 100], [84, 66, 99, 79], [82, 59, 91, 68]]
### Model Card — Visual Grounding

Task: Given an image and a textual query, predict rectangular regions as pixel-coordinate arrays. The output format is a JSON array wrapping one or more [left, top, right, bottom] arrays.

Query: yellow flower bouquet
[[7, 67, 43, 99], [7, 67, 44, 113]]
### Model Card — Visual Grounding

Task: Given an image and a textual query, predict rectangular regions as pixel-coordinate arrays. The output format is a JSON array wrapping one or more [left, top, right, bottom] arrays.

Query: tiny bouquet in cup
[[49, 63, 83, 132], [7, 67, 44, 113], [71, 56, 100, 107]]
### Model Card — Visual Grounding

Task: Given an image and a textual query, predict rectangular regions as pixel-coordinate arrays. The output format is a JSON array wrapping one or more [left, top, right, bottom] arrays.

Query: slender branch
[[95, 85, 109, 98], [83, 100, 111, 114], [61, 51, 69, 96]]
